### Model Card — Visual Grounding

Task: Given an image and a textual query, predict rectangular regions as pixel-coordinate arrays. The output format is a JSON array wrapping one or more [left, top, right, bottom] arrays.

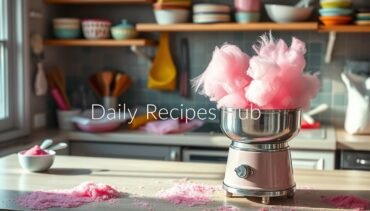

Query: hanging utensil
[[148, 32, 177, 91], [31, 33, 48, 96], [180, 38, 190, 98]]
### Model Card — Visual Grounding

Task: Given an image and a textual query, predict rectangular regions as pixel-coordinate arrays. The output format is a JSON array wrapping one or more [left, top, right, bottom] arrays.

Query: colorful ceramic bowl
[[320, 16, 352, 25], [235, 12, 260, 23], [319, 8, 352, 16], [54, 28, 80, 39], [111, 19, 138, 40], [320, 0, 351, 9]]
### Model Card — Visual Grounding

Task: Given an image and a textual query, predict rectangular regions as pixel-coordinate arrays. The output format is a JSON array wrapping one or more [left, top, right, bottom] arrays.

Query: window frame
[[0, 0, 30, 142]]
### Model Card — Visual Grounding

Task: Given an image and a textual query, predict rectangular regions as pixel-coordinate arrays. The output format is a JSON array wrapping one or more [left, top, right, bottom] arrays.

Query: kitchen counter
[[1, 126, 337, 157], [1, 154, 369, 210], [336, 129, 370, 151]]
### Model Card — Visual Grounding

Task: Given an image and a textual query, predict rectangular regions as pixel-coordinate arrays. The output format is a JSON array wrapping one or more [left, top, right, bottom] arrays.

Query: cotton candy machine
[[221, 108, 301, 204]]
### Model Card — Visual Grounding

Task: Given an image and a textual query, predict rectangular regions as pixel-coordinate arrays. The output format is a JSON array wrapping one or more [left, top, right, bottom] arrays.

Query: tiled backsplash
[[40, 2, 370, 128]]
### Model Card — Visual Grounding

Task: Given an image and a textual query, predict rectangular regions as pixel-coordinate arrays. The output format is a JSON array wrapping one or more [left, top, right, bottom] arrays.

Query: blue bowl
[[54, 28, 80, 39], [235, 12, 260, 23], [319, 8, 352, 16]]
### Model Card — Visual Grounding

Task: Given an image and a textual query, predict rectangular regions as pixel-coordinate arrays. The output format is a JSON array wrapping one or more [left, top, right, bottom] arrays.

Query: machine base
[[223, 183, 295, 204]]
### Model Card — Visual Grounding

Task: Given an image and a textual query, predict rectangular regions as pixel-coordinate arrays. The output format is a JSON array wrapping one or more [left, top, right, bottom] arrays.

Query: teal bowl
[[54, 28, 80, 39], [319, 8, 352, 16], [235, 12, 260, 23]]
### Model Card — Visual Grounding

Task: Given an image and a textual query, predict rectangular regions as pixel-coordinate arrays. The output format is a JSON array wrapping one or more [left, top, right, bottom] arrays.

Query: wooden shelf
[[319, 25, 370, 33], [136, 22, 318, 32], [44, 39, 155, 47], [44, 0, 154, 4]]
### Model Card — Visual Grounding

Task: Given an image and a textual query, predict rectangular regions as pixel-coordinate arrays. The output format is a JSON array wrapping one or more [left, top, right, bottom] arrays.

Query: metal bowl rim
[[221, 107, 301, 114]]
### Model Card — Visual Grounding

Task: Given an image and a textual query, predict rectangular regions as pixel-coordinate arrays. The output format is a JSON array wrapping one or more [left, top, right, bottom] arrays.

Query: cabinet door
[[291, 150, 335, 170], [70, 141, 180, 161]]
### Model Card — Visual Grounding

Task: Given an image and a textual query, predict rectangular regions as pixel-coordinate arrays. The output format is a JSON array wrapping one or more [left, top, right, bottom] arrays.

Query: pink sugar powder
[[157, 182, 218, 207], [216, 205, 240, 211], [17, 182, 121, 210], [321, 195, 370, 210], [23, 145, 48, 156]]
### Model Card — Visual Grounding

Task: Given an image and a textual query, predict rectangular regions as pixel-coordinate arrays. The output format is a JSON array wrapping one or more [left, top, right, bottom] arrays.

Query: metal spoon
[[47, 142, 68, 151], [40, 139, 53, 149]]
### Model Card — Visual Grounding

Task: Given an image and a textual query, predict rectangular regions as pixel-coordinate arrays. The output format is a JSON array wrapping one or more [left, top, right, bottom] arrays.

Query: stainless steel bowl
[[220, 108, 301, 143]]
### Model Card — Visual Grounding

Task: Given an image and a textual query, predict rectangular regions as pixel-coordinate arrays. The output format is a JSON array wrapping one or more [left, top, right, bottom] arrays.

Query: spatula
[[101, 71, 113, 96]]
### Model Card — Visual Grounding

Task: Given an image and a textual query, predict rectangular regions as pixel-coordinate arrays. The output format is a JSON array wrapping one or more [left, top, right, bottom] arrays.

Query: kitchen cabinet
[[291, 150, 335, 170], [70, 141, 180, 161], [182, 148, 336, 170]]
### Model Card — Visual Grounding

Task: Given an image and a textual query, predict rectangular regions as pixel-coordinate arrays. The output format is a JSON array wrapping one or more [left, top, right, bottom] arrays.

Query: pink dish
[[76, 122, 121, 133]]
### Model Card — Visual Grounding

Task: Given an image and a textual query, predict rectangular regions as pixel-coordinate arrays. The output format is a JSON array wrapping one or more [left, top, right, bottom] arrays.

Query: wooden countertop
[[336, 129, 370, 151], [1, 154, 369, 210]]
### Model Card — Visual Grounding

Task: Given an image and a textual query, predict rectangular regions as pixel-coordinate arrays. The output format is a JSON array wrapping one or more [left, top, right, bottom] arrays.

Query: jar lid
[[113, 19, 134, 29]]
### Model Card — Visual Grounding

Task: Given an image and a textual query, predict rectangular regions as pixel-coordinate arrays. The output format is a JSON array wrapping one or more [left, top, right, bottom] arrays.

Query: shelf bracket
[[130, 45, 152, 64], [325, 31, 336, 64]]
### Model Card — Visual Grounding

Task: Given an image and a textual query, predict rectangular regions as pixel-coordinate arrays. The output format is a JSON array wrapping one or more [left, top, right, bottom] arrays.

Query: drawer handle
[[170, 148, 178, 161], [356, 158, 370, 166]]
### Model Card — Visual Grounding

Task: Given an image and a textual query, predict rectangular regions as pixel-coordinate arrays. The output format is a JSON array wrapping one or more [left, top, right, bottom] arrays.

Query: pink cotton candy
[[157, 182, 218, 207], [192, 44, 251, 108], [16, 182, 121, 210], [23, 145, 48, 156], [193, 34, 320, 110], [321, 195, 370, 210]]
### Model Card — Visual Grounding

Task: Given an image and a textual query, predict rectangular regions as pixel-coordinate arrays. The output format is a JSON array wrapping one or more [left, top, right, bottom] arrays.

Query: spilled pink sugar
[[133, 197, 153, 211], [23, 145, 48, 156], [16, 182, 121, 210], [157, 182, 218, 207], [321, 195, 370, 210], [216, 205, 240, 211]]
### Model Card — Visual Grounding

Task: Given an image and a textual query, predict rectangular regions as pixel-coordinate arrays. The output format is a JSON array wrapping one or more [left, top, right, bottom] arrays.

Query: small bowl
[[154, 9, 190, 25], [111, 20, 138, 40], [320, 16, 352, 25], [82, 19, 111, 39], [235, 12, 260, 23], [265, 4, 313, 23], [54, 28, 80, 39], [18, 150, 55, 172], [320, 0, 351, 9]]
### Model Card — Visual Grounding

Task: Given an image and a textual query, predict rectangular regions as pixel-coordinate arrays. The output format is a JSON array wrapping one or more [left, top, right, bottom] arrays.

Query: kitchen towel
[[342, 73, 370, 134]]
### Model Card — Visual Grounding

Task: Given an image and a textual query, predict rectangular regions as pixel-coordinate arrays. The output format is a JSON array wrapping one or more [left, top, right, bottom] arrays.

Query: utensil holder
[[57, 109, 80, 131], [103, 96, 117, 110]]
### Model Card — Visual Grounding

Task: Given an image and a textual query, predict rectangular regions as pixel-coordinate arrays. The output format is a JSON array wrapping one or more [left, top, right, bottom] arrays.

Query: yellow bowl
[[320, 1, 351, 8]]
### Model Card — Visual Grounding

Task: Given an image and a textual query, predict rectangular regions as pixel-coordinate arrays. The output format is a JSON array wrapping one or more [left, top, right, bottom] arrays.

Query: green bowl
[[110, 27, 138, 40], [235, 12, 260, 23], [54, 28, 80, 39]]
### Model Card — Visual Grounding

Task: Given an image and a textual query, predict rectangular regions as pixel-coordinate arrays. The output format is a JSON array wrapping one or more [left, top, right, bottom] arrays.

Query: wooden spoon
[[116, 76, 132, 97], [88, 74, 102, 96], [101, 71, 113, 96]]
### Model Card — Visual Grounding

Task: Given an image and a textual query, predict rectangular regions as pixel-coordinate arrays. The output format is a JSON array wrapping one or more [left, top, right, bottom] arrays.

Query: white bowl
[[265, 4, 313, 23], [82, 19, 111, 39], [18, 150, 55, 172], [154, 9, 190, 25]]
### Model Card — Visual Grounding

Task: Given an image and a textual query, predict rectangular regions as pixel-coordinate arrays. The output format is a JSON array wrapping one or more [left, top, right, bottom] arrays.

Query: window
[[0, 0, 12, 131], [0, 0, 29, 141]]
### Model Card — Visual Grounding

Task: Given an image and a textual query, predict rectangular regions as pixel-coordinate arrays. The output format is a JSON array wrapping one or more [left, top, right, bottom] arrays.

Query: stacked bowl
[[319, 0, 353, 25], [53, 18, 80, 39], [193, 3, 231, 23], [153, 0, 191, 25], [234, 0, 261, 23], [353, 0, 370, 25]]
